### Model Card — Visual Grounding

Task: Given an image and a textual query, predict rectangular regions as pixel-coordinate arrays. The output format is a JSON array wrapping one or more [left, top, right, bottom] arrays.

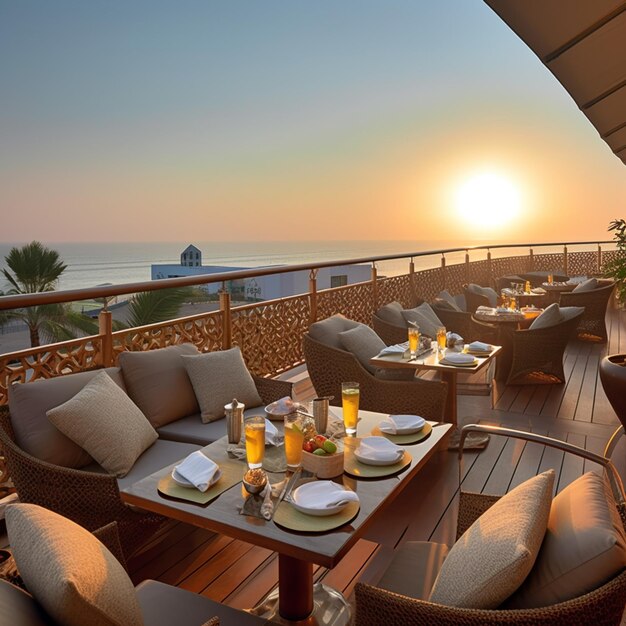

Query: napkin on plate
[[379, 414, 425, 434], [264, 419, 283, 446], [378, 341, 409, 356], [356, 436, 404, 463], [467, 341, 493, 353], [174, 451, 219, 492], [291, 481, 359, 510], [441, 352, 476, 365]]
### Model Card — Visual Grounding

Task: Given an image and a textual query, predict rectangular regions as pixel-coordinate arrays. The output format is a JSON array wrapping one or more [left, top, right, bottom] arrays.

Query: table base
[[447, 428, 490, 451], [248, 582, 351, 625]]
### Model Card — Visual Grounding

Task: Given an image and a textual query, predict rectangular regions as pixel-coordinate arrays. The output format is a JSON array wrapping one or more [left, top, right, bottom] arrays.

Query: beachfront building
[[181, 244, 202, 267]]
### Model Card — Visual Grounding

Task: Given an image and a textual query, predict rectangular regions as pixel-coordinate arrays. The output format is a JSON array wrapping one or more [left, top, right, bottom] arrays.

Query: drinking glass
[[509, 296, 517, 310], [244, 416, 265, 469], [436, 326, 447, 351], [284, 413, 305, 469], [548, 273, 554, 284], [408, 326, 420, 359], [341, 382, 359, 436]]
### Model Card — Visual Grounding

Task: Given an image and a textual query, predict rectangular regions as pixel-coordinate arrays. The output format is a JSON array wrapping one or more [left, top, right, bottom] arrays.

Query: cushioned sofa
[[0, 343, 292, 556]]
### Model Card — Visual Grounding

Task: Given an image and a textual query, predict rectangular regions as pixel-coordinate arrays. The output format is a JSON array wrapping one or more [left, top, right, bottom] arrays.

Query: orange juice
[[437, 326, 447, 350], [408, 327, 420, 356], [341, 383, 359, 435], [244, 418, 265, 469], [284, 418, 304, 468]]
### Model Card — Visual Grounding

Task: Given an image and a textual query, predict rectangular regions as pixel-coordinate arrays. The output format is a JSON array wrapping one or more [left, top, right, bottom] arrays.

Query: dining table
[[121, 408, 452, 625]]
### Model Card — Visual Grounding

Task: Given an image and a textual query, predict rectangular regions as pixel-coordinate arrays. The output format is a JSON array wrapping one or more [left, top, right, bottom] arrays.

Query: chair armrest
[[252, 375, 293, 405], [93, 522, 127, 571], [456, 491, 501, 541], [200, 618, 219, 626]]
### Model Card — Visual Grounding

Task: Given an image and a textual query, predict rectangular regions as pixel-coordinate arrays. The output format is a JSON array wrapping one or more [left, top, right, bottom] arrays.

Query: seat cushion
[[467, 284, 498, 307], [136, 579, 267, 626], [375, 301, 405, 326], [47, 372, 158, 478], [0, 579, 54, 626], [119, 343, 200, 428], [378, 541, 449, 600], [182, 347, 262, 423], [429, 470, 554, 609], [529, 302, 563, 330], [308, 314, 361, 349], [157, 413, 227, 445], [6, 503, 143, 626], [402, 302, 443, 339], [572, 277, 598, 293], [507, 471, 626, 608], [438, 290, 462, 312], [7, 367, 125, 469], [339, 324, 386, 374]]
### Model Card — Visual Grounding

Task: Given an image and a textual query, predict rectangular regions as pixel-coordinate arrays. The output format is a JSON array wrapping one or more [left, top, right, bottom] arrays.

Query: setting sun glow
[[455, 172, 521, 229]]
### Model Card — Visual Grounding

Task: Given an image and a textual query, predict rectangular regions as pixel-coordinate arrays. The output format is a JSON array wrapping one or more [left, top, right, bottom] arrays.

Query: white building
[[151, 245, 372, 301]]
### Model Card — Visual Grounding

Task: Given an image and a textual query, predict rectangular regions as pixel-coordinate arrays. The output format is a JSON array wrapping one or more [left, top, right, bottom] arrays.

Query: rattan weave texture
[[559, 282, 615, 342]]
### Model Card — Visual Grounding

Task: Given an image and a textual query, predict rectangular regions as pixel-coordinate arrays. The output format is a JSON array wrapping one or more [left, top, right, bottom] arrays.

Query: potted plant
[[604, 219, 626, 306]]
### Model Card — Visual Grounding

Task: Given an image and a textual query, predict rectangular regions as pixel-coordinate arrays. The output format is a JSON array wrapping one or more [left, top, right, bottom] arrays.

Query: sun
[[455, 172, 521, 228]]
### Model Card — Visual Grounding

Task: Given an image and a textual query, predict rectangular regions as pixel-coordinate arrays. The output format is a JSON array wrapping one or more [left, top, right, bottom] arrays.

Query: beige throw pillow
[[182, 347, 262, 423], [339, 324, 386, 374], [467, 284, 498, 307], [429, 470, 555, 609], [119, 343, 200, 428], [529, 302, 563, 330], [47, 371, 158, 477], [507, 471, 626, 608], [572, 277, 598, 293], [6, 503, 142, 626], [375, 301, 406, 326]]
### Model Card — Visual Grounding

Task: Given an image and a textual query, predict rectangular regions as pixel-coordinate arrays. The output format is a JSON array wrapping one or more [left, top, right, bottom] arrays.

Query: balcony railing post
[[464, 251, 470, 284], [487, 249, 492, 286], [98, 309, 113, 367], [598, 244, 602, 274], [371, 263, 378, 311], [441, 254, 446, 290], [563, 245, 568, 276], [409, 257, 416, 306], [219, 284, 232, 349], [308, 269, 318, 325], [529, 248, 534, 271]]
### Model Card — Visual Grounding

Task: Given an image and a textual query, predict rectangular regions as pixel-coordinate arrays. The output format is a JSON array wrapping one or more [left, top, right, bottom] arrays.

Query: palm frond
[[3, 241, 67, 294], [126, 287, 192, 327]]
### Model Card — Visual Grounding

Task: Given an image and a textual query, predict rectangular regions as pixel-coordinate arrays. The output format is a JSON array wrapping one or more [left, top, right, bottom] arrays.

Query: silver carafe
[[224, 398, 244, 444], [312, 396, 332, 435]]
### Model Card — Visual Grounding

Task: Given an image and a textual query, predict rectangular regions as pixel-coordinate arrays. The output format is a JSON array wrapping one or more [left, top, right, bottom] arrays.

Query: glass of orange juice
[[408, 326, 420, 359], [244, 416, 265, 469], [341, 382, 359, 436], [436, 326, 447, 352], [284, 413, 305, 469]]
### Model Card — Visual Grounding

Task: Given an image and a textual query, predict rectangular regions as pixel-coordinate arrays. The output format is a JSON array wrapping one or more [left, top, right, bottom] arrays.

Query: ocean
[[0, 240, 483, 292]]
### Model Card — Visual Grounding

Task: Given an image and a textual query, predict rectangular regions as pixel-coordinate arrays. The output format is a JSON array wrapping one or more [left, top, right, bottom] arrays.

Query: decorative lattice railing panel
[[568, 251, 599, 277], [0, 336, 103, 405], [533, 253, 566, 273], [317, 282, 374, 325], [378, 274, 414, 308], [491, 256, 529, 280], [467, 259, 491, 287], [443, 263, 466, 294], [231, 295, 310, 376]]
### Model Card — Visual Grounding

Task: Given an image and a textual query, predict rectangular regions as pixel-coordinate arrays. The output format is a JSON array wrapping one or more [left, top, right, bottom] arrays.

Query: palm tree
[[120, 287, 195, 328], [1, 241, 97, 347]]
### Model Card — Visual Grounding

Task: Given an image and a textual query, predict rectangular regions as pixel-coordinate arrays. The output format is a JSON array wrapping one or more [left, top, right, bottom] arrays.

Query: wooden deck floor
[[127, 304, 626, 614]]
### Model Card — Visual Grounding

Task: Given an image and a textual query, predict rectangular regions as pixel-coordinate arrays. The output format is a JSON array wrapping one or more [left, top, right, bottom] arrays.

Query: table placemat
[[157, 457, 244, 504], [273, 500, 360, 533], [343, 438, 412, 478], [370, 422, 432, 445]]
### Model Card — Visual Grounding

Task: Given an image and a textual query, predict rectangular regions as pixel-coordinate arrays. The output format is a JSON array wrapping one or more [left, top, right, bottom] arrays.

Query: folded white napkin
[[531, 287, 547, 294], [467, 341, 493, 353], [441, 352, 476, 365], [291, 481, 360, 510], [379, 414, 425, 435], [264, 419, 283, 446], [476, 306, 495, 314], [379, 341, 409, 356], [174, 451, 218, 492], [356, 436, 404, 463]]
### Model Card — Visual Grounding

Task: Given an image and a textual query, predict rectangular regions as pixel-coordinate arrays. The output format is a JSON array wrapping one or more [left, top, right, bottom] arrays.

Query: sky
[[1, 1, 625, 245]]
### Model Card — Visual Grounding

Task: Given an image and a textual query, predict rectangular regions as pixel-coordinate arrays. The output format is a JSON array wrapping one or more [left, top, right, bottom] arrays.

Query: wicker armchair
[[355, 424, 626, 626], [371, 313, 408, 346], [302, 333, 447, 420], [559, 281, 615, 342], [0, 374, 292, 559], [462, 287, 491, 314], [498, 309, 583, 385]]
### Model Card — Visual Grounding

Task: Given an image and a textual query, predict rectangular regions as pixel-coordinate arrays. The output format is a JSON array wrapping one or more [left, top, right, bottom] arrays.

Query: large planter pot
[[599, 355, 626, 429]]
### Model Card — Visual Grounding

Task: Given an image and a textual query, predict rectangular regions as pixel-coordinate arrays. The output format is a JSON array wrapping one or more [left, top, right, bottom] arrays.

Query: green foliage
[[124, 287, 193, 328], [604, 219, 626, 303]]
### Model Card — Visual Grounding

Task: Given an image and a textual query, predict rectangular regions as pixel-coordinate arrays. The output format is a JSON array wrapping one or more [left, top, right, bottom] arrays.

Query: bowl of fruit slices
[[301, 434, 344, 478]]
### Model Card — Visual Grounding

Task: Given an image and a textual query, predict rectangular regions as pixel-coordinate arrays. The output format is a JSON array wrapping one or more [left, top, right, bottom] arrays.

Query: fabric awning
[[485, 1, 626, 165]]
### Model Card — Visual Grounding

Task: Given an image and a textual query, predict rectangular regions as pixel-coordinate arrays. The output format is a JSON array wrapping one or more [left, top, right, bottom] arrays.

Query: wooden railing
[[0, 241, 616, 405]]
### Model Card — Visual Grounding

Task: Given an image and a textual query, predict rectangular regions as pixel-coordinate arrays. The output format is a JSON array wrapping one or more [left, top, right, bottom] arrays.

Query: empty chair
[[559, 279, 615, 342], [463, 283, 498, 314]]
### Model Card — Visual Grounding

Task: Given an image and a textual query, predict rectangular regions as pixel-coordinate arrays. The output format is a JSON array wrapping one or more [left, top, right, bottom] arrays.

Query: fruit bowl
[[301, 441, 344, 479]]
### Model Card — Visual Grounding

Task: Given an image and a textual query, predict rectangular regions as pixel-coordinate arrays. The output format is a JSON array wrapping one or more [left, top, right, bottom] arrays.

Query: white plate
[[354, 436, 405, 466], [290, 481, 355, 517], [171, 467, 222, 489], [379, 415, 425, 435]]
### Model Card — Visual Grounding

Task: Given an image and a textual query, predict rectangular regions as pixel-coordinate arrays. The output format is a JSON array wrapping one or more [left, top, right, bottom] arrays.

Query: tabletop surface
[[370, 345, 501, 374], [121, 409, 451, 568]]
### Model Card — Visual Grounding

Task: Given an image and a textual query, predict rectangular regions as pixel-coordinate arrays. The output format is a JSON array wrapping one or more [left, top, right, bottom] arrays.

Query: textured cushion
[[559, 305, 585, 322], [0, 579, 54, 626], [402, 302, 442, 339], [467, 284, 498, 307], [375, 302, 405, 326], [182, 347, 262, 423], [338, 325, 386, 374], [572, 277, 598, 293], [429, 470, 555, 609], [47, 371, 158, 478], [507, 472, 626, 608], [529, 302, 563, 330], [6, 503, 143, 626], [438, 290, 462, 312], [8, 368, 125, 469], [119, 343, 200, 428], [308, 314, 361, 349]]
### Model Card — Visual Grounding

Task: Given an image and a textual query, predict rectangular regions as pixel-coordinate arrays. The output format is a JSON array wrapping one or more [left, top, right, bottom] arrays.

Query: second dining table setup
[[122, 386, 451, 625]]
